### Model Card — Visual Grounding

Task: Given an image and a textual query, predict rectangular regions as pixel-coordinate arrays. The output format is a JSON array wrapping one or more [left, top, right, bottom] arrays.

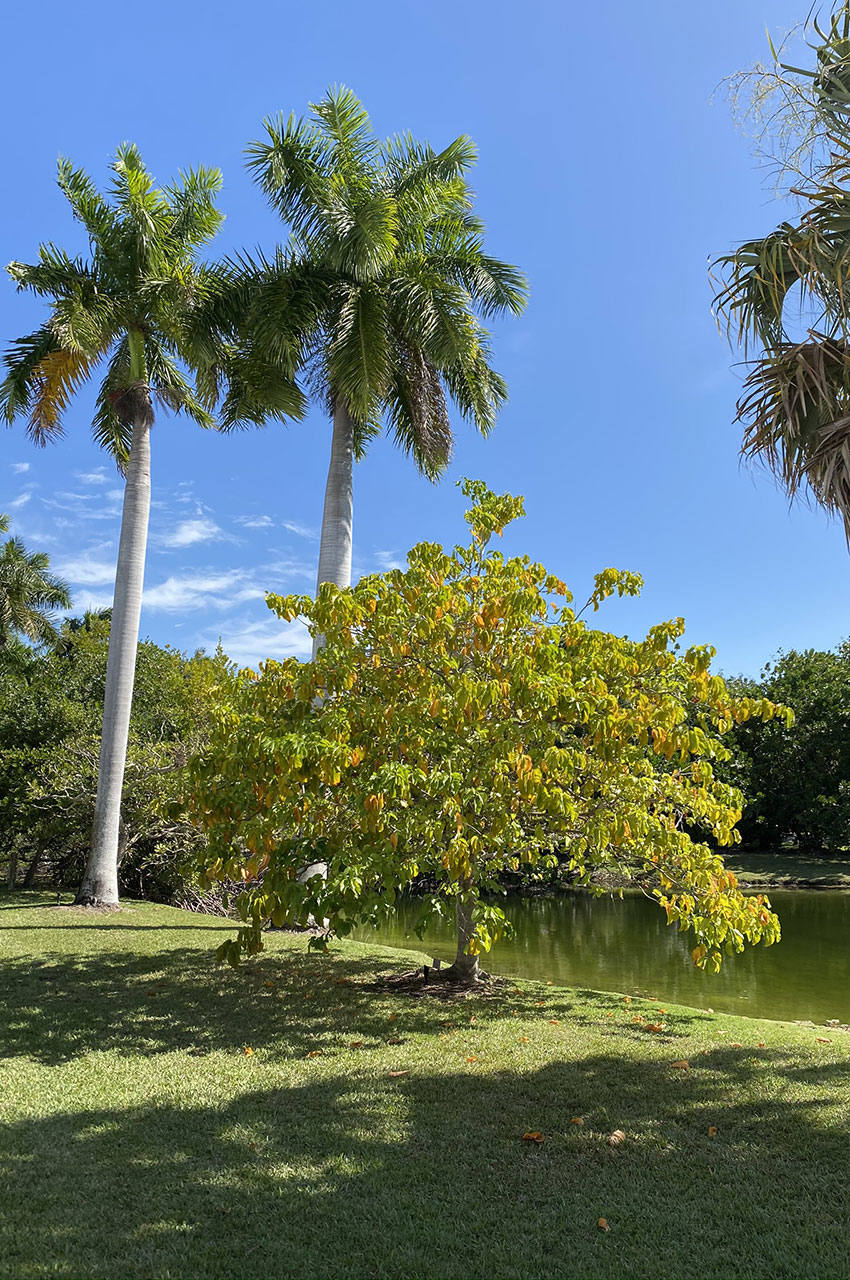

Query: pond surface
[[354, 889, 850, 1024]]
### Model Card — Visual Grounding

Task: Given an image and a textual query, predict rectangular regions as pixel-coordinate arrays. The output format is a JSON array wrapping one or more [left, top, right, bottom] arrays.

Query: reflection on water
[[353, 890, 850, 1024]]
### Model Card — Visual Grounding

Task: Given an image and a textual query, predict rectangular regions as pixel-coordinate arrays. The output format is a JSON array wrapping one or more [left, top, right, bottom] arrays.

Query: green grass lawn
[[727, 852, 850, 887], [1, 894, 849, 1280]]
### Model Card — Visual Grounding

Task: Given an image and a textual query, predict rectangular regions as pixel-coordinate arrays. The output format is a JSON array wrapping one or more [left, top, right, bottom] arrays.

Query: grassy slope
[[1, 895, 848, 1280], [727, 852, 850, 887]]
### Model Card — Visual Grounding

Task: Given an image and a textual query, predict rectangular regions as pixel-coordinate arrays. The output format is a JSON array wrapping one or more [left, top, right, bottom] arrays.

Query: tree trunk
[[6, 847, 18, 892], [445, 891, 480, 982], [76, 408, 152, 906], [311, 401, 355, 659], [22, 848, 41, 888]]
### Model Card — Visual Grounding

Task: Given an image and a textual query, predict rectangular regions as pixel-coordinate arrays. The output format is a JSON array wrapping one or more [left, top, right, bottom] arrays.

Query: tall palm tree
[[243, 87, 528, 649], [0, 146, 305, 905], [713, 5, 850, 538], [0, 515, 71, 652]]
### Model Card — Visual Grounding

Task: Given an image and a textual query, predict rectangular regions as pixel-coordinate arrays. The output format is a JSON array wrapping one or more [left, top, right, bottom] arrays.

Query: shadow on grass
[[0, 939, 713, 1066], [1, 1052, 848, 1280]]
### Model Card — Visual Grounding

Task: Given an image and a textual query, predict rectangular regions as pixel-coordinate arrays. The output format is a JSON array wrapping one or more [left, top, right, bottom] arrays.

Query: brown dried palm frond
[[736, 333, 850, 536], [27, 347, 102, 444]]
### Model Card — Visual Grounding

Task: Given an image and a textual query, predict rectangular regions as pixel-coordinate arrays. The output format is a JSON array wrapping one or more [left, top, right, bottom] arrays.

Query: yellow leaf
[[522, 1131, 545, 1143], [707, 1126, 718, 1137], [243, 1046, 254, 1056], [306, 1049, 323, 1058], [466, 1056, 478, 1063], [388, 1070, 409, 1078], [597, 1217, 610, 1232], [671, 1059, 689, 1070], [519, 1036, 529, 1043]]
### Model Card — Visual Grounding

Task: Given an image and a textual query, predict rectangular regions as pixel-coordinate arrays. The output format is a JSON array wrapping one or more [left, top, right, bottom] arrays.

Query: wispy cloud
[[160, 517, 223, 549], [9, 491, 32, 510], [54, 553, 116, 587], [10, 462, 30, 475], [143, 570, 264, 612], [76, 468, 109, 485], [374, 549, 404, 571], [282, 519, 318, 540], [205, 616, 312, 668], [237, 515, 275, 529]]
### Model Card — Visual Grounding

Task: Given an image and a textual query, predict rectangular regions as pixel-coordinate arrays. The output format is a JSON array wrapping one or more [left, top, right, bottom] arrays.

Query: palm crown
[[0, 144, 303, 454], [242, 86, 528, 474], [0, 517, 71, 650], [713, 7, 850, 537]]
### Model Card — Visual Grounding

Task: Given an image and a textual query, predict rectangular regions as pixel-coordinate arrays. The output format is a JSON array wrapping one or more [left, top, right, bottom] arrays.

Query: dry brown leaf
[[388, 1070, 408, 1078], [466, 1056, 478, 1063], [817, 1037, 832, 1044], [388, 1013, 398, 1022], [306, 1049, 323, 1058], [571, 1116, 585, 1126], [671, 1059, 690, 1070], [608, 1129, 626, 1146], [522, 1131, 545, 1143], [597, 1217, 610, 1232], [386, 1036, 404, 1045], [758, 1041, 766, 1048], [729, 1041, 743, 1048], [707, 1126, 718, 1137], [645, 1022, 666, 1033], [549, 1018, 560, 1025], [519, 1036, 529, 1043], [243, 1046, 254, 1057], [349, 1041, 364, 1049]]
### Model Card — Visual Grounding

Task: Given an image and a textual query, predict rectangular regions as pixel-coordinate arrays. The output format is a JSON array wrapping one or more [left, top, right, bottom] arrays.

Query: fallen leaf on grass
[[548, 1018, 560, 1025], [632, 1015, 645, 1024], [388, 1013, 397, 1023], [306, 1049, 323, 1058], [348, 1041, 364, 1049], [670, 1059, 689, 1070], [519, 1036, 529, 1043], [729, 1042, 743, 1048], [597, 1218, 610, 1232], [817, 1037, 832, 1044], [571, 1116, 585, 1126], [386, 1036, 404, 1045], [388, 1070, 408, 1078], [645, 1022, 666, 1033], [623, 996, 632, 1003], [243, 1046, 254, 1057], [608, 1130, 626, 1146], [707, 1126, 718, 1137], [466, 1056, 478, 1063], [522, 1131, 545, 1143], [758, 1041, 766, 1048]]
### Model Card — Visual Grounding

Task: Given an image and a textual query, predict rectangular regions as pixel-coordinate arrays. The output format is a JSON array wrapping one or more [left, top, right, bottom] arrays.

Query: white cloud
[[9, 491, 32, 509], [282, 519, 317, 540], [54, 554, 116, 587], [161, 517, 223, 549], [77, 468, 109, 485], [374, 549, 404, 571], [10, 462, 29, 474], [143, 570, 264, 613], [206, 616, 312, 669], [238, 515, 274, 529]]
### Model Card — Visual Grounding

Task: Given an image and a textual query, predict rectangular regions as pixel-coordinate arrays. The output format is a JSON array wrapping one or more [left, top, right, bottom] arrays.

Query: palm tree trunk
[[76, 410, 151, 906], [311, 400, 354, 659]]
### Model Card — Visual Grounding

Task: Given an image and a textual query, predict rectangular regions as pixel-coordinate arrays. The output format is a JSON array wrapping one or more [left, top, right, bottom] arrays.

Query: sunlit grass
[[1, 893, 848, 1279]]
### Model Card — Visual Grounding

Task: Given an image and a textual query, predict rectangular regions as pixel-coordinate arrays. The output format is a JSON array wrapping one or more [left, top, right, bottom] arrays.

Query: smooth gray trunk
[[76, 412, 151, 906], [311, 401, 354, 659], [6, 847, 18, 891], [447, 892, 480, 982]]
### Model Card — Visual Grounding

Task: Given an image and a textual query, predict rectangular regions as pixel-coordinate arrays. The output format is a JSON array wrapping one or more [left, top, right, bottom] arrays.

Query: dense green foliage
[[190, 483, 786, 974], [725, 643, 850, 851], [0, 618, 226, 896]]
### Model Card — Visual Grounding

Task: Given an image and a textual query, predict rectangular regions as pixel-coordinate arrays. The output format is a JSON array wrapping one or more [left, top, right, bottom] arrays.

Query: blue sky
[[2, 0, 844, 675]]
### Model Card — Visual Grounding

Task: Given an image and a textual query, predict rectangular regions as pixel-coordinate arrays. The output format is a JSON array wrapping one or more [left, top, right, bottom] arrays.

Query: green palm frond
[[57, 158, 118, 248], [311, 85, 379, 179], [0, 532, 71, 649], [327, 282, 391, 420], [246, 113, 330, 239]]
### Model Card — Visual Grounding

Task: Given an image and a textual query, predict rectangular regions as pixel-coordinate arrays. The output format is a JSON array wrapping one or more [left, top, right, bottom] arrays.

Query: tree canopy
[[189, 481, 787, 977]]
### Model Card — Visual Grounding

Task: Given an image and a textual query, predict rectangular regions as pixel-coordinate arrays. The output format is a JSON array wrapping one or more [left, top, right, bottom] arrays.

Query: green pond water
[[354, 889, 850, 1024]]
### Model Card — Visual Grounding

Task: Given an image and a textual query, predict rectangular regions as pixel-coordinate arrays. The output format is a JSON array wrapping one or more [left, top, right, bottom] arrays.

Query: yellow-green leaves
[[188, 481, 785, 969]]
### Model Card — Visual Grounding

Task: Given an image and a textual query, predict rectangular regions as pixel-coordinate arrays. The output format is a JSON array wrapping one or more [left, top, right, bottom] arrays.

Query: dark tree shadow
[[1, 1054, 848, 1280]]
